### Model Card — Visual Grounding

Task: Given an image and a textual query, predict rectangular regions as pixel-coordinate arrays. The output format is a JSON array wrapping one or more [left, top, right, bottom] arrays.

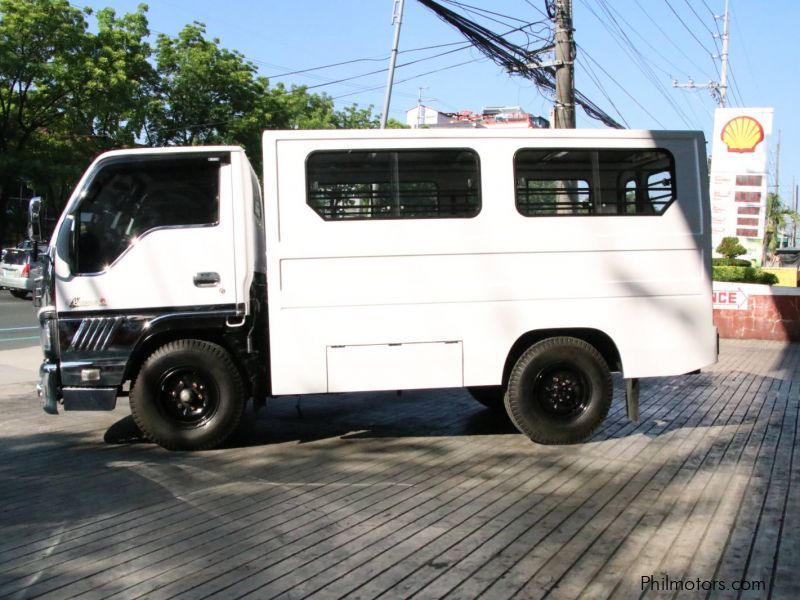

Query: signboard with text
[[709, 107, 774, 264], [712, 286, 749, 310]]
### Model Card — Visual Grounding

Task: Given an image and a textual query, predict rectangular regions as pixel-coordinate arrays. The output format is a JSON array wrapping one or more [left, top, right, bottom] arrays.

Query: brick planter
[[713, 282, 800, 341]]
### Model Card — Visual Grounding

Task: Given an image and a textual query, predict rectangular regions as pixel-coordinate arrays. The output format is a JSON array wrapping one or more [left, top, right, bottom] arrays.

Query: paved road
[[0, 339, 797, 598], [0, 290, 38, 350]]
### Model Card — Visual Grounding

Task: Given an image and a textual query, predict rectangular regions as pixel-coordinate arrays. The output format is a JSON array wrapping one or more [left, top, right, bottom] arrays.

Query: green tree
[[148, 23, 405, 169], [0, 0, 154, 243], [764, 191, 800, 254], [147, 22, 264, 147], [716, 236, 747, 260]]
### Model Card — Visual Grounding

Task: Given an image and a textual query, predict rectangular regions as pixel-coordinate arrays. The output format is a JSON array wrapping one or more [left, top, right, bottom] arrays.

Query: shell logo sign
[[721, 115, 764, 153]]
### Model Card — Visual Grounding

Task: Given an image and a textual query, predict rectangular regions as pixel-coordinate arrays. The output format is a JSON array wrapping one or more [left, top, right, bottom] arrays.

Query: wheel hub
[[159, 370, 217, 426], [535, 365, 589, 417]]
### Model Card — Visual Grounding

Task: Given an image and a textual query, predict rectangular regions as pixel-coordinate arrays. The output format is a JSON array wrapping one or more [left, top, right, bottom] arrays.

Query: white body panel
[[51, 147, 254, 314], [262, 129, 717, 395]]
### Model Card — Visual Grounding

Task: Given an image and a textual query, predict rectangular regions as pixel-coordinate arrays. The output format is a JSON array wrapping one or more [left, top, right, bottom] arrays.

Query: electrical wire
[[730, 8, 761, 101], [577, 44, 668, 129], [417, 0, 623, 128], [585, 0, 696, 129], [332, 57, 485, 100], [303, 43, 477, 90], [575, 60, 630, 128], [632, 0, 714, 80], [663, 0, 718, 64], [262, 40, 471, 79]]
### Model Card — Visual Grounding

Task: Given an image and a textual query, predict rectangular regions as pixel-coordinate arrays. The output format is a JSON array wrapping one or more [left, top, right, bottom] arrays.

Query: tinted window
[[515, 149, 675, 216], [306, 149, 480, 220], [73, 156, 220, 273], [2, 249, 27, 265]]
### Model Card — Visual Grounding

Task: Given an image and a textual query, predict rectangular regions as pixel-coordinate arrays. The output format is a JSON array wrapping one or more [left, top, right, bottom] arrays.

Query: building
[[406, 105, 549, 129]]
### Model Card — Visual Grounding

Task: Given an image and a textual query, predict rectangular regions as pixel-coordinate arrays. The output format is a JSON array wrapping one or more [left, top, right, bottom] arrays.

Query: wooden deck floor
[[0, 339, 798, 599]]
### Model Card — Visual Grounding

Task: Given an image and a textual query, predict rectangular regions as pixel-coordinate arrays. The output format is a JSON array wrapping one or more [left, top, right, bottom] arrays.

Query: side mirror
[[28, 196, 42, 242]]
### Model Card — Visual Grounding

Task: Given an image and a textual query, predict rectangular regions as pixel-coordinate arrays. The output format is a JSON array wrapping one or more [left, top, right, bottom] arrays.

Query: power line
[[662, 0, 717, 65], [417, 0, 623, 128], [304, 43, 475, 90], [632, 0, 715, 80], [575, 60, 630, 128], [331, 57, 484, 101], [578, 44, 668, 128], [583, 0, 696, 129], [262, 40, 470, 79], [730, 7, 761, 101]]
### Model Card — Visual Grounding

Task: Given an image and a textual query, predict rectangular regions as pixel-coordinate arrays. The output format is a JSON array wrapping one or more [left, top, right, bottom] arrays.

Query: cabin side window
[[69, 156, 221, 274], [514, 148, 675, 216], [306, 149, 481, 220]]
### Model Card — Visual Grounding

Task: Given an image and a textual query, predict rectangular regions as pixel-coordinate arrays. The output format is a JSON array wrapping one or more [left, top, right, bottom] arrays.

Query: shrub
[[712, 257, 752, 267], [712, 266, 778, 285], [716, 236, 747, 260]]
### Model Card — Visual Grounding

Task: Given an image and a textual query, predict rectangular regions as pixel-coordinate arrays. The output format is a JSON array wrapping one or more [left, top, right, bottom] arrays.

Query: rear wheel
[[130, 339, 245, 451], [505, 337, 612, 444], [9, 289, 28, 299]]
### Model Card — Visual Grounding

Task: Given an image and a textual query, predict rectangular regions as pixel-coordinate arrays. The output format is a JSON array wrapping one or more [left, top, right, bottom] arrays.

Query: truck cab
[[37, 147, 267, 449]]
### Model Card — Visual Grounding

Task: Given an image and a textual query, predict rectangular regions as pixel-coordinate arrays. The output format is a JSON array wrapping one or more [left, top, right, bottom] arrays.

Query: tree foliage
[[0, 0, 154, 242], [0, 3, 405, 243], [716, 236, 747, 260], [765, 192, 800, 254]]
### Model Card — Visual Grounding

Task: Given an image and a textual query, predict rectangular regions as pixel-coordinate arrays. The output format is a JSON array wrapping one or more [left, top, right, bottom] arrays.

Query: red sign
[[713, 288, 748, 310]]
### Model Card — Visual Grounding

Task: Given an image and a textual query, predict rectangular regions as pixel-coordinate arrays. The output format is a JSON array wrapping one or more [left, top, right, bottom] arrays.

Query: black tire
[[468, 386, 506, 412], [9, 289, 29, 299], [130, 339, 245, 451], [504, 337, 612, 444]]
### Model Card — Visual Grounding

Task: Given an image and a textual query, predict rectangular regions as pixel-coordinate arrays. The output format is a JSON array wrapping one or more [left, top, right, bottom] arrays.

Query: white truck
[[34, 128, 718, 450]]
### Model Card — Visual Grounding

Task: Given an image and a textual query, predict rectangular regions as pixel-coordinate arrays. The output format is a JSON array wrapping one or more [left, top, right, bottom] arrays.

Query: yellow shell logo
[[721, 116, 764, 153]]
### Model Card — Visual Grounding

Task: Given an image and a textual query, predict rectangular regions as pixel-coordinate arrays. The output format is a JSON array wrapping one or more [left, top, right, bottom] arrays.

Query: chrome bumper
[[38, 361, 60, 415]]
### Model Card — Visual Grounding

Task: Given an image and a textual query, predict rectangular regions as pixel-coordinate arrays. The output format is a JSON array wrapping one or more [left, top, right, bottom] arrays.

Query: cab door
[[53, 152, 238, 314]]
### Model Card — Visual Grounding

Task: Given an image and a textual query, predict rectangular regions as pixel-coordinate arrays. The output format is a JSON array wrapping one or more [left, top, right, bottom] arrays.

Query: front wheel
[[130, 339, 245, 451], [505, 337, 612, 444]]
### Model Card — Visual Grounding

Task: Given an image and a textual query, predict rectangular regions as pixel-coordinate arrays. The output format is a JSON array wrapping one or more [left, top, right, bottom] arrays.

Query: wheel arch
[[502, 328, 621, 387], [124, 322, 251, 397]]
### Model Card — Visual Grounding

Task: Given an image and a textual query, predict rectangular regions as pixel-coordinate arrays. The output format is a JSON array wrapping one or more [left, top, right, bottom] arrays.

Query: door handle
[[194, 272, 220, 287]]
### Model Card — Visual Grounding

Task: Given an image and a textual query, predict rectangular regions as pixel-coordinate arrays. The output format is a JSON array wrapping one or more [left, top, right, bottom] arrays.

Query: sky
[[78, 0, 798, 204]]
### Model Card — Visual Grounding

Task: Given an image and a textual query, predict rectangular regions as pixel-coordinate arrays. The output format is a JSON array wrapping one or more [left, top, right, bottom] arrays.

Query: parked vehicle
[[34, 129, 718, 450], [1, 247, 44, 299]]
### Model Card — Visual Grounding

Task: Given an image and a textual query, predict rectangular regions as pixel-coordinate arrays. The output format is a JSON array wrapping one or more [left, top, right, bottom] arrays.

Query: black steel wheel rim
[[532, 363, 590, 418], [157, 367, 219, 428]]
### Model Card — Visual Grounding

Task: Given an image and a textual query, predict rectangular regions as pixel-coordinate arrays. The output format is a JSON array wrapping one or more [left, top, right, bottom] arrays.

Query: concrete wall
[[713, 281, 800, 341]]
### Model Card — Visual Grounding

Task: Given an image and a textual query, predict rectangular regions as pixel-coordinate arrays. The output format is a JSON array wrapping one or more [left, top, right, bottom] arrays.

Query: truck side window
[[72, 157, 220, 273], [306, 148, 481, 220], [514, 148, 675, 216]]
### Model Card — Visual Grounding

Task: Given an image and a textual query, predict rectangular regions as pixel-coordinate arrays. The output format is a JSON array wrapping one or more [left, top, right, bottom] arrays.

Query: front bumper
[[38, 360, 60, 414], [37, 360, 118, 412]]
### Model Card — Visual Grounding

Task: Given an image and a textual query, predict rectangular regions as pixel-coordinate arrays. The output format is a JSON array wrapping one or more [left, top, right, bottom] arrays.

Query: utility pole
[[553, 0, 575, 128], [792, 179, 797, 247], [672, 0, 729, 106], [718, 0, 730, 107], [380, 0, 405, 129], [416, 87, 426, 127]]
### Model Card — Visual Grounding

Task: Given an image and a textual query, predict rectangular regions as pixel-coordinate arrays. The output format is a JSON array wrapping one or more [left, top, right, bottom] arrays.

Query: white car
[[0, 247, 44, 299]]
